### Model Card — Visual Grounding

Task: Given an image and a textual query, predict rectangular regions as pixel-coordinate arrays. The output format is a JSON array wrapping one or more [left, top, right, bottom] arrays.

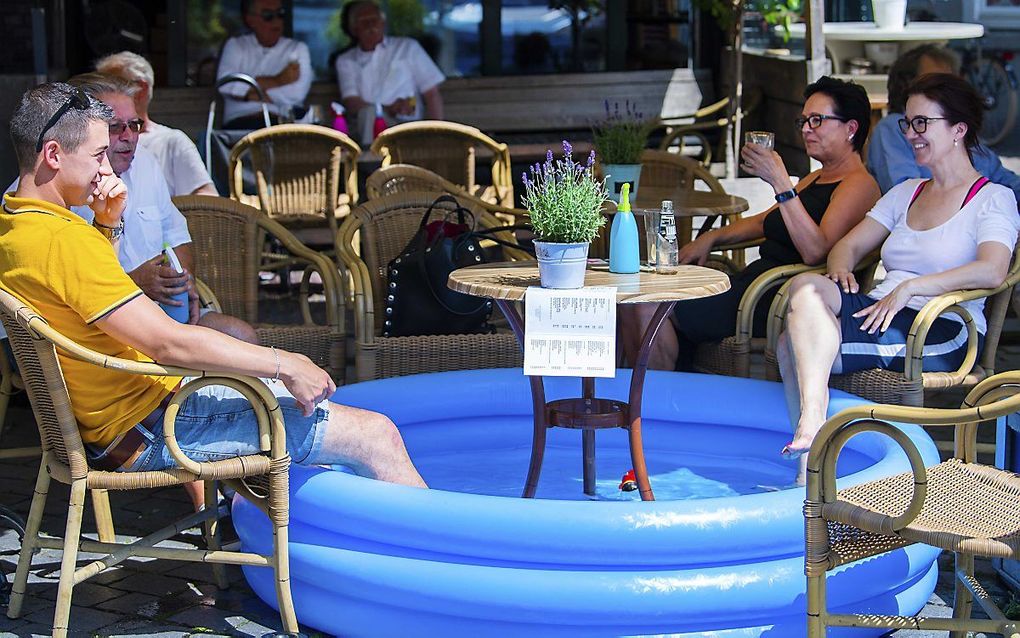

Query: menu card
[[523, 286, 616, 377]]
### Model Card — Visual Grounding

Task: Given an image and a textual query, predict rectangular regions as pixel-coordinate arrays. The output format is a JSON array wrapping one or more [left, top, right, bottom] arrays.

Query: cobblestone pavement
[[4, 184, 1020, 638]]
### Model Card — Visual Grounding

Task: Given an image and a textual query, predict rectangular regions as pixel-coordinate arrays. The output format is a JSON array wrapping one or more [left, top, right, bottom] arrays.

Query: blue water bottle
[[159, 243, 190, 323], [609, 183, 640, 274]]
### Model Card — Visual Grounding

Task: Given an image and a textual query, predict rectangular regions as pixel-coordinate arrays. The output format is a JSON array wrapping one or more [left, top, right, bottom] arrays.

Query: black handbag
[[384, 195, 517, 337]]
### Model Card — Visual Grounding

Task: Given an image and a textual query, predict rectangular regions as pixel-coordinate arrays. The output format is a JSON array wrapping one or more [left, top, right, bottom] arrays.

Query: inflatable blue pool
[[233, 369, 941, 637]]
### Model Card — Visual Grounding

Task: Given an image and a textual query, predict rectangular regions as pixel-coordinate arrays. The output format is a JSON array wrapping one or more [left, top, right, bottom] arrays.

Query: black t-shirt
[[759, 179, 841, 264]]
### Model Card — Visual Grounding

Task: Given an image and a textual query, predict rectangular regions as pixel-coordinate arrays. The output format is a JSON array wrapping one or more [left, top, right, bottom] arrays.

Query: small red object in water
[[619, 469, 637, 492]]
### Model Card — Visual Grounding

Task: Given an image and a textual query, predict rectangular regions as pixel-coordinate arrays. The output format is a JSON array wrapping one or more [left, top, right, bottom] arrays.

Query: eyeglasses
[[258, 7, 286, 21], [794, 114, 849, 129], [35, 87, 90, 152], [108, 118, 144, 136], [897, 115, 947, 134]]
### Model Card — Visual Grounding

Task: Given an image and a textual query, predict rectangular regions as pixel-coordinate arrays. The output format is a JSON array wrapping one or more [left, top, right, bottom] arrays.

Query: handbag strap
[[419, 194, 477, 233]]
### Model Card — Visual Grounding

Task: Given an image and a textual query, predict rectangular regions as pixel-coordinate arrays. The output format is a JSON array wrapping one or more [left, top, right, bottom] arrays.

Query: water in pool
[[399, 415, 799, 501]]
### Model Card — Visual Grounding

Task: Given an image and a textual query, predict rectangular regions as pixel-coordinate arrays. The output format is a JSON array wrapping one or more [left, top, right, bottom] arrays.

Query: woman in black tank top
[[619, 76, 882, 370]]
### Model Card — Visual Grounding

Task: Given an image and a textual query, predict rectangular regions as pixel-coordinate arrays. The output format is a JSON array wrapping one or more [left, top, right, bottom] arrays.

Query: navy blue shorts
[[837, 291, 981, 374]]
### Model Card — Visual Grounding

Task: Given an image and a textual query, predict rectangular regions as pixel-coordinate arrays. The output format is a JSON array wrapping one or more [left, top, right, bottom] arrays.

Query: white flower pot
[[534, 241, 590, 289], [873, 0, 907, 30]]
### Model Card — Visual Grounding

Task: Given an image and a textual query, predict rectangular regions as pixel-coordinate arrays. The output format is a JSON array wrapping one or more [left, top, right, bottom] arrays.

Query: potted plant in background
[[592, 100, 656, 205], [522, 141, 608, 289]]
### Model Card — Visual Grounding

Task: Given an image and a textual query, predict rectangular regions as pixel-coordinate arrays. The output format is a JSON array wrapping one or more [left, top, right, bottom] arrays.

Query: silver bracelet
[[270, 346, 281, 383]]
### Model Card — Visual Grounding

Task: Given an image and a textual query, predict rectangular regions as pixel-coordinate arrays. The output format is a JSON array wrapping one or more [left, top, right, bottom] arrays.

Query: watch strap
[[775, 189, 798, 203]]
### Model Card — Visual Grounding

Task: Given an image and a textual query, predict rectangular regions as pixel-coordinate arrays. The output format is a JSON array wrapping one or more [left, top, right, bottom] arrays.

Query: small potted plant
[[522, 141, 608, 289], [592, 100, 656, 205]]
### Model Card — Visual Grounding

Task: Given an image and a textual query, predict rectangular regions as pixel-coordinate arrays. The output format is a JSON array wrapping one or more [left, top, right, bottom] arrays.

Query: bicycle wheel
[[965, 56, 1018, 146]]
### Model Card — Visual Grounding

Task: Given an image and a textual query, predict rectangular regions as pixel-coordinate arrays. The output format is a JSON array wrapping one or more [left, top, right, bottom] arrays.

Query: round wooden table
[[448, 261, 730, 501]]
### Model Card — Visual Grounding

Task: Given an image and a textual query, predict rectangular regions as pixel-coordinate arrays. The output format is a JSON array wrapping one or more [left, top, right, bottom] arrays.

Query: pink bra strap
[[908, 180, 929, 208], [962, 176, 991, 208]]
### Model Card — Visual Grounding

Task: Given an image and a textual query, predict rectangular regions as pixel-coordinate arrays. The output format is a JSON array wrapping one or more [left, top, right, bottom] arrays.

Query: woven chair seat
[[693, 336, 755, 377], [823, 458, 1020, 569]]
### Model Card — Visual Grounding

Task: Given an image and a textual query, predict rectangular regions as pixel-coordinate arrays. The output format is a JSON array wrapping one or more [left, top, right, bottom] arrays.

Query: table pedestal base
[[496, 300, 677, 502]]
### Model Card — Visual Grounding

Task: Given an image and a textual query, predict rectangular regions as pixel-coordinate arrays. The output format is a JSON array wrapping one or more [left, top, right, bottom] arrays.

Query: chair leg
[[90, 489, 116, 543], [950, 552, 975, 638], [6, 460, 51, 619], [806, 570, 826, 638], [272, 521, 299, 634], [52, 478, 86, 638], [203, 480, 229, 589]]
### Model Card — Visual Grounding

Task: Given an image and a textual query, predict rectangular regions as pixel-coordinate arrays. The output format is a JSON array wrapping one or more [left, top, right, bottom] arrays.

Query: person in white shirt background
[[94, 51, 217, 197], [334, 0, 445, 146], [216, 0, 313, 129]]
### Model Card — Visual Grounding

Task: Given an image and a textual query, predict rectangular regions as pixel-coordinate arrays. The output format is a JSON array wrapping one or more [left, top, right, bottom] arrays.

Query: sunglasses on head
[[109, 118, 144, 136], [259, 7, 286, 21], [36, 87, 90, 152]]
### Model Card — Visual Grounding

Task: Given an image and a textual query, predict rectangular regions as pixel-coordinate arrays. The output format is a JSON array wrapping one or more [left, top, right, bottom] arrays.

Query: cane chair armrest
[[336, 215, 374, 347], [194, 278, 223, 313], [712, 238, 765, 253], [734, 263, 826, 342], [162, 374, 286, 476]]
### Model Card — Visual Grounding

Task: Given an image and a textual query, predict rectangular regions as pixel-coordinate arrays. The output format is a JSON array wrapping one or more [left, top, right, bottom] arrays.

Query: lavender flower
[[520, 142, 608, 244]]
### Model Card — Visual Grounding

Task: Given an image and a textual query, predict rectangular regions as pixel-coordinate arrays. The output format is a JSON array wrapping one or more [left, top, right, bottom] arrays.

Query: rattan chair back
[[366, 163, 468, 199], [336, 191, 523, 381], [370, 121, 514, 207], [173, 195, 348, 381], [0, 291, 84, 477], [639, 149, 725, 194], [228, 124, 361, 232]]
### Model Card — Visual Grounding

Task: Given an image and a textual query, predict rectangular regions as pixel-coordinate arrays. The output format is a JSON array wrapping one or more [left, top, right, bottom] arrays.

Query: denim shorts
[[96, 378, 331, 472]]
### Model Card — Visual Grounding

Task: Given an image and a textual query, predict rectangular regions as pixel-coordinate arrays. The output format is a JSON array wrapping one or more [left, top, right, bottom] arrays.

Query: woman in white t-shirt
[[776, 73, 1020, 462]]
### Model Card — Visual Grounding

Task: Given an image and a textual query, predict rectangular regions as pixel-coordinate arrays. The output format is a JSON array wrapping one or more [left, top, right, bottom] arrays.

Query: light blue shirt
[[867, 112, 1020, 207]]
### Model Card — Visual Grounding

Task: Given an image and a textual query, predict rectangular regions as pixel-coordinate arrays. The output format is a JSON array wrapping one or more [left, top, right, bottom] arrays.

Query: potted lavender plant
[[522, 141, 609, 288], [592, 100, 656, 205]]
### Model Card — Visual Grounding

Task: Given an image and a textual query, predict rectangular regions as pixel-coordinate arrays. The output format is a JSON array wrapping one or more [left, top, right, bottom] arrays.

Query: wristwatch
[[774, 189, 798, 203], [92, 219, 124, 240]]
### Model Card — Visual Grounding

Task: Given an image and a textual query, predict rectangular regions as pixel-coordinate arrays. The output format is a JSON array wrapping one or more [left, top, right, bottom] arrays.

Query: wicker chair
[[336, 192, 523, 382], [370, 121, 514, 208], [228, 123, 361, 257], [657, 88, 763, 167], [0, 289, 298, 637], [764, 245, 1020, 406], [173, 195, 347, 382], [365, 164, 533, 261], [804, 369, 1020, 637]]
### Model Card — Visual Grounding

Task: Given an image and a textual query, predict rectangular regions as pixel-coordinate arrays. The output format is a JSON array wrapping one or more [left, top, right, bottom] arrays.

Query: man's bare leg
[[322, 403, 426, 488]]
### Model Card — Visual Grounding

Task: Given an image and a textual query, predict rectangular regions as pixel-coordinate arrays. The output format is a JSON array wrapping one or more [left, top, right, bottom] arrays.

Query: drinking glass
[[640, 208, 660, 267], [744, 131, 775, 149]]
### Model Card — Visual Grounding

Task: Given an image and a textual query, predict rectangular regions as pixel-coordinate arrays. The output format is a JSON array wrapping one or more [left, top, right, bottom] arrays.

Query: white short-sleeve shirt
[[335, 36, 445, 120], [866, 178, 1020, 333], [138, 122, 213, 197], [216, 33, 313, 124]]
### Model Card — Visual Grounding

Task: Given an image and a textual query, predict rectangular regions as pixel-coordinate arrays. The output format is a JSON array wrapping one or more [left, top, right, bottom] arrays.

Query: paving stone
[[109, 570, 194, 597], [35, 580, 124, 606], [24, 603, 121, 633]]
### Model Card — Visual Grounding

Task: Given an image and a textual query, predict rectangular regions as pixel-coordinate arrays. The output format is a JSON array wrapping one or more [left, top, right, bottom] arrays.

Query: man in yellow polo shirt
[[2, 82, 425, 488]]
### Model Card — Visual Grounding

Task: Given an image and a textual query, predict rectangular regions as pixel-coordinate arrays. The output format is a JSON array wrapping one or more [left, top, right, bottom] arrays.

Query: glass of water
[[640, 208, 660, 267]]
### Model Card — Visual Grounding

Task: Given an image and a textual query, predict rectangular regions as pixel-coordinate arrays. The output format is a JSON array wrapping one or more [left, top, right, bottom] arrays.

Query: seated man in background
[[216, 0, 312, 128], [2, 82, 426, 489], [95, 51, 217, 197], [867, 44, 1020, 205], [335, 0, 445, 146]]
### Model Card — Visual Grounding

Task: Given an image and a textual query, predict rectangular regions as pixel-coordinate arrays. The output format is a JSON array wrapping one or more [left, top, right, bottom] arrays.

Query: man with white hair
[[95, 51, 216, 197]]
